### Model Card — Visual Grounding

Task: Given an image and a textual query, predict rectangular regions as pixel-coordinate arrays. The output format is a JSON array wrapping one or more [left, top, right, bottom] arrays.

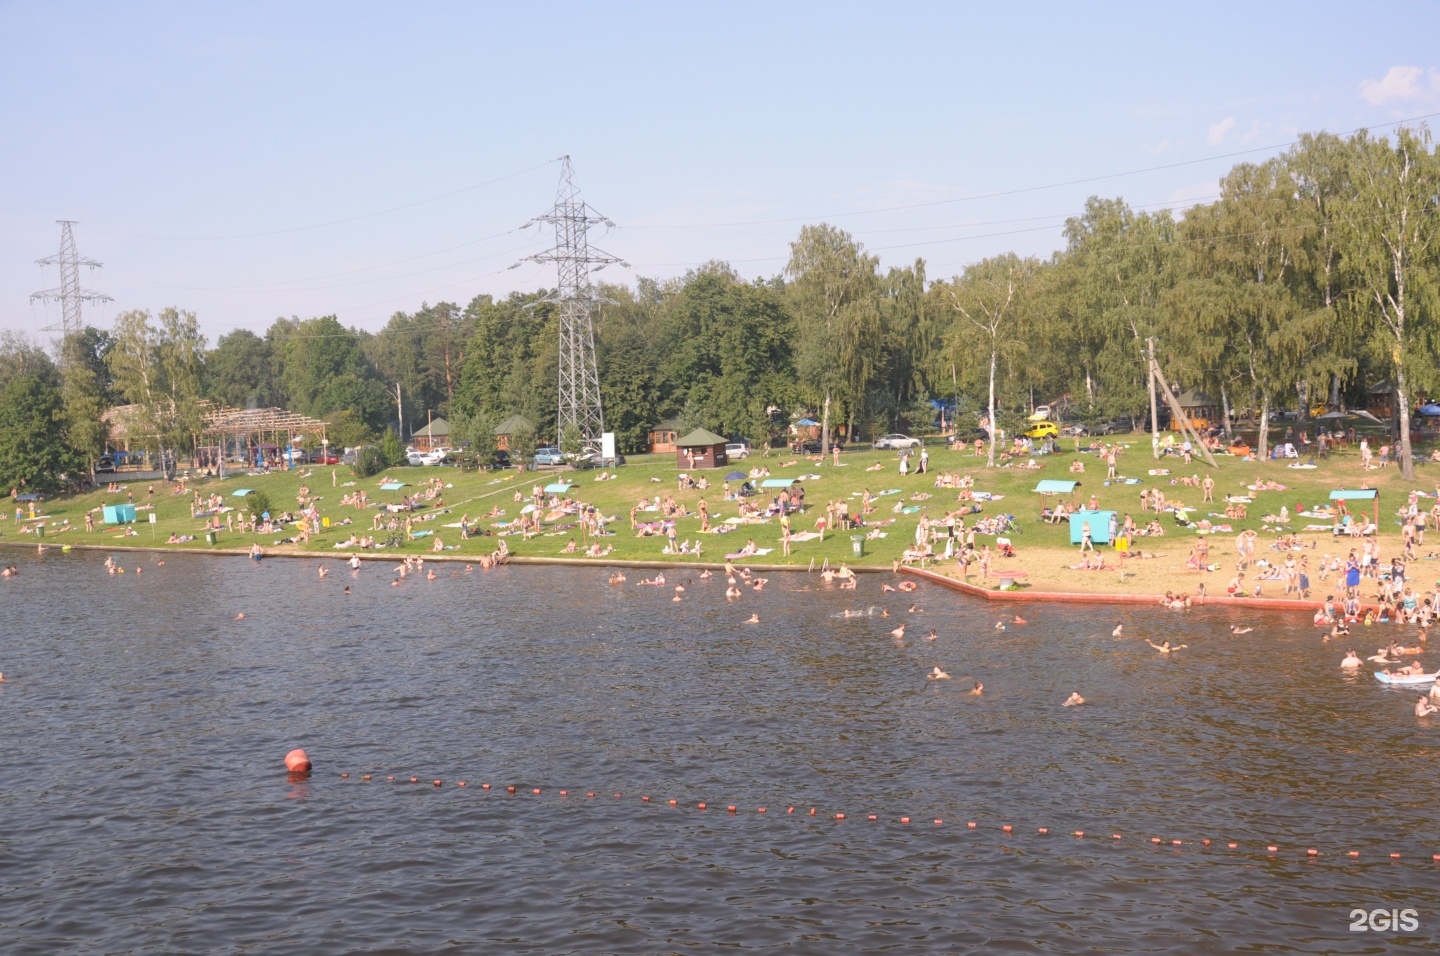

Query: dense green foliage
[[4, 125, 1439, 491]]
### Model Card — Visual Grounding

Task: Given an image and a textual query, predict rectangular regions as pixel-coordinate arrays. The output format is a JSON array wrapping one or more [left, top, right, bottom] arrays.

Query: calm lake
[[1, 550, 1437, 953]]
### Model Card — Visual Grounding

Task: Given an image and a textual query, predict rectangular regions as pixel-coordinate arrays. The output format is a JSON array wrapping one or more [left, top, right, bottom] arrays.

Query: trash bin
[[850, 534, 864, 557], [36, 524, 44, 539], [205, 531, 218, 545]]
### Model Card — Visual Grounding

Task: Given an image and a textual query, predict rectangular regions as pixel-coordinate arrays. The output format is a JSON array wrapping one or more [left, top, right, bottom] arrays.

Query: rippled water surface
[[2, 550, 1439, 953]]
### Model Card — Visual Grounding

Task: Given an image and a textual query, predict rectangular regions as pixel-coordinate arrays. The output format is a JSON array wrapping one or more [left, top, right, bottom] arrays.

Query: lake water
[[2, 550, 1438, 953]]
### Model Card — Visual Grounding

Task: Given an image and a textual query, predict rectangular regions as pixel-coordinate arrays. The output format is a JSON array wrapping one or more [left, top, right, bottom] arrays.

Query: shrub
[[247, 490, 273, 519], [353, 445, 385, 478], [379, 428, 406, 467]]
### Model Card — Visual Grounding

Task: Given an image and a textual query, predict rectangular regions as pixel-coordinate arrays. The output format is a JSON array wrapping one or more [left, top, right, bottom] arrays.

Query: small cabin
[[411, 417, 450, 452], [674, 428, 729, 469], [1171, 388, 1217, 432], [649, 417, 684, 454], [1366, 381, 1395, 421], [493, 414, 534, 452]]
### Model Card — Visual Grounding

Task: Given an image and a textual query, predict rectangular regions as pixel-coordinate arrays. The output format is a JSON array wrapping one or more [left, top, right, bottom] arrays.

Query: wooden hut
[[493, 414, 533, 451], [674, 428, 729, 469], [1171, 388, 1218, 432], [1365, 381, 1395, 421], [411, 417, 450, 452], [648, 417, 684, 454]]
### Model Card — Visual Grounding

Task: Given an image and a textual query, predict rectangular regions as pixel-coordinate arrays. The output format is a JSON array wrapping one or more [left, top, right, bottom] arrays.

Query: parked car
[[1098, 416, 1136, 435], [725, 442, 750, 459], [1060, 423, 1090, 437], [797, 438, 844, 454], [313, 452, 339, 465], [407, 448, 449, 466], [94, 455, 116, 473], [532, 446, 567, 466], [873, 433, 922, 450], [1024, 421, 1059, 439]]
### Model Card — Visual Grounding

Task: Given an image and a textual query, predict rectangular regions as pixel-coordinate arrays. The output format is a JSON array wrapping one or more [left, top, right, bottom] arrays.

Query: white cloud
[[1206, 116, 1235, 146], [1140, 138, 1174, 155], [1360, 65, 1440, 105]]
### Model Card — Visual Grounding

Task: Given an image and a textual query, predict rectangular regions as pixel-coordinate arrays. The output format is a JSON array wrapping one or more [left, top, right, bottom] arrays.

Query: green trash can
[[850, 534, 864, 557], [205, 531, 218, 545], [36, 524, 45, 539]]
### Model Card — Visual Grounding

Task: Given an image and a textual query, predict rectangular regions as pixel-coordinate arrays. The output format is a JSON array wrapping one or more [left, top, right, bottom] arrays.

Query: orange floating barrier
[[758, 808, 767, 813], [433, 780, 442, 787], [697, 802, 707, 810], [1228, 842, 1238, 849], [1171, 840, 1182, 846], [481, 783, 490, 790], [642, 796, 650, 802], [340, 773, 349, 778], [1038, 828, 1048, 835], [507, 786, 516, 793], [284, 749, 312, 773], [1112, 834, 1122, 840], [900, 817, 910, 824], [1267, 846, 1278, 853], [1307, 849, 1318, 856], [559, 790, 566, 796], [362, 775, 371, 781], [409, 777, 418, 784], [533, 788, 541, 795], [967, 822, 977, 829], [458, 782, 466, 787], [668, 799, 677, 806], [387, 776, 394, 781], [728, 806, 737, 814], [1390, 852, 1401, 859], [1002, 825, 1013, 833], [1151, 838, 1162, 844], [867, 815, 877, 821], [834, 813, 845, 820], [1349, 851, 1360, 858], [1074, 831, 1084, 837], [934, 819, 943, 825]]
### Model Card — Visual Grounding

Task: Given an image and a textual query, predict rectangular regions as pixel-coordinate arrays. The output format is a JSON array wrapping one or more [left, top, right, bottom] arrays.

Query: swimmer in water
[[233, 613, 245, 620], [1146, 639, 1186, 654], [928, 666, 950, 680], [343, 586, 351, 595], [926, 629, 938, 641], [1340, 649, 1362, 668], [426, 570, 437, 580], [969, 682, 983, 695], [1416, 696, 1439, 717], [1013, 615, 1028, 625], [1063, 692, 1085, 706], [1112, 624, 1124, 638], [318, 566, 329, 578], [881, 583, 896, 593], [994, 622, 1006, 631], [890, 624, 906, 639], [1230, 625, 1254, 634], [699, 569, 712, 580], [744, 614, 759, 624]]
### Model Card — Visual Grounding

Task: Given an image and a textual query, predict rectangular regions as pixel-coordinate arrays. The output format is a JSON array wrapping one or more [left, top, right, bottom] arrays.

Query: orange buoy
[[967, 822, 977, 829], [729, 806, 737, 814], [867, 814, 877, 821], [409, 777, 418, 783], [340, 773, 349, 778], [1267, 846, 1278, 853], [507, 785, 516, 793], [433, 780, 442, 787], [1390, 852, 1401, 859], [834, 813, 845, 820], [697, 802, 707, 810], [1074, 831, 1084, 838], [458, 782, 466, 787], [758, 808, 767, 813], [808, 808, 816, 816], [1228, 842, 1238, 849], [668, 799, 677, 806], [587, 792, 595, 798], [1171, 840, 1182, 846], [934, 819, 942, 825], [533, 788, 541, 795], [362, 775, 371, 781], [1151, 838, 1162, 844], [642, 796, 651, 802], [787, 807, 794, 814], [1307, 849, 1318, 856], [1002, 825, 1013, 833], [1038, 828, 1048, 834], [559, 790, 567, 796], [482, 783, 490, 790], [1113, 834, 1122, 840], [900, 817, 910, 824], [1201, 839, 1210, 846], [1349, 851, 1360, 857], [284, 749, 311, 773]]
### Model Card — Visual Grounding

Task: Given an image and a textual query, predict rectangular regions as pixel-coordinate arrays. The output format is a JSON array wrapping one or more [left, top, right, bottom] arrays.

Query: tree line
[[2, 125, 1437, 493]]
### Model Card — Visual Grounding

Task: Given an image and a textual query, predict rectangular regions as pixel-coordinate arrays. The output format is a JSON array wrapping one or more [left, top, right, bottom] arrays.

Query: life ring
[[897, 581, 918, 592]]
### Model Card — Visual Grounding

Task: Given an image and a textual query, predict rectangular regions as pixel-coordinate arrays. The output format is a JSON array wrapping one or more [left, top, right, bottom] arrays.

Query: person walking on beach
[[899, 452, 909, 477], [1079, 521, 1094, 552], [919, 448, 929, 474]]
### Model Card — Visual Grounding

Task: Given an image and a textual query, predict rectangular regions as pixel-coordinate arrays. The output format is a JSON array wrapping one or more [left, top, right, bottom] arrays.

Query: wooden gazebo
[[494, 414, 533, 451]]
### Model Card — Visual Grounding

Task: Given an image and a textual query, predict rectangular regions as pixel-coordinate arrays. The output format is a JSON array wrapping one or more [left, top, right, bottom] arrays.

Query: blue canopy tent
[[1068, 510, 1116, 545], [725, 471, 747, 481], [1034, 479, 1079, 496], [1329, 488, 1378, 529], [760, 478, 800, 488], [544, 483, 574, 494]]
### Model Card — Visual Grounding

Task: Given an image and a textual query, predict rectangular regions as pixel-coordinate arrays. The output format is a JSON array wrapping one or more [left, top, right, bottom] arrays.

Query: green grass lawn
[[7, 436, 1434, 572]]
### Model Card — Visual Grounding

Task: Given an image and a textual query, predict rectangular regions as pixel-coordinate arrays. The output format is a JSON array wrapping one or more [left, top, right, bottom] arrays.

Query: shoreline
[[9, 538, 1336, 611]]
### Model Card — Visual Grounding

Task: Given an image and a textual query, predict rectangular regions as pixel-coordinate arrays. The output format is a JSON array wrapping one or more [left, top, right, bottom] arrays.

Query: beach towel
[[789, 531, 821, 542]]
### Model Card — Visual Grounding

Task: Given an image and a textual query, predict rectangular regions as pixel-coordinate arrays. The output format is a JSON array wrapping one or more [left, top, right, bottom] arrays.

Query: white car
[[407, 448, 449, 466], [725, 442, 750, 459], [872, 433, 922, 450]]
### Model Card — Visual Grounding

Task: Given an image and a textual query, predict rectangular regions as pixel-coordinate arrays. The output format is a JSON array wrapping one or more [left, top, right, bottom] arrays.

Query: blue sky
[[3, 1, 1439, 341]]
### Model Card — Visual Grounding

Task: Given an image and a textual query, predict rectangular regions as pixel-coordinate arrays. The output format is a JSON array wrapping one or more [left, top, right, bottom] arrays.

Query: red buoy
[[284, 749, 311, 773]]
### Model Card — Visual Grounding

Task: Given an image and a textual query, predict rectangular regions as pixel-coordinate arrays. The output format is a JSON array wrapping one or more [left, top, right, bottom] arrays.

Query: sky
[[3, 1, 1439, 343]]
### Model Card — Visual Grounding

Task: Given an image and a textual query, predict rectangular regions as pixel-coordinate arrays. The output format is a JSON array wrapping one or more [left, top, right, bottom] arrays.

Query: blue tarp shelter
[[1035, 480, 1079, 495], [1329, 488, 1379, 526], [543, 483, 574, 493], [380, 482, 407, 491], [232, 489, 253, 497], [103, 503, 137, 524], [761, 478, 799, 488], [1068, 510, 1116, 545]]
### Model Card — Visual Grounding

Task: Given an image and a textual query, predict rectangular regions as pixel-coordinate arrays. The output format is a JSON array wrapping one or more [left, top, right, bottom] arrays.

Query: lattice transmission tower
[[525, 157, 626, 443], [31, 220, 112, 348]]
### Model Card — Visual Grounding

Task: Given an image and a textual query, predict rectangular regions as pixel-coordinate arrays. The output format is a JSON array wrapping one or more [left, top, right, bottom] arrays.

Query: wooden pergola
[[104, 402, 329, 472]]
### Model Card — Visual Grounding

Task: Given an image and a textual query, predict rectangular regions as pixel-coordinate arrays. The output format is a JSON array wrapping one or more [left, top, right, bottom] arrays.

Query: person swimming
[[928, 666, 950, 680], [1230, 625, 1254, 634], [925, 629, 938, 641], [1112, 624, 1124, 638], [1146, 639, 1186, 654], [1063, 692, 1085, 706], [1416, 695, 1438, 717], [1340, 649, 1363, 668], [890, 624, 906, 639], [744, 614, 759, 624], [968, 682, 983, 695]]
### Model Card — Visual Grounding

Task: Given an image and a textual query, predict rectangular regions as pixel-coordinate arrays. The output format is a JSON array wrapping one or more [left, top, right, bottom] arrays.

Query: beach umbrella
[[1417, 404, 1440, 417], [1316, 410, 1350, 420], [725, 471, 746, 481]]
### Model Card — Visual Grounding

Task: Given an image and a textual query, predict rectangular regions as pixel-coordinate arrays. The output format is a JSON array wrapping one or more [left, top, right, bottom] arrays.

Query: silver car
[[872, 433, 922, 450]]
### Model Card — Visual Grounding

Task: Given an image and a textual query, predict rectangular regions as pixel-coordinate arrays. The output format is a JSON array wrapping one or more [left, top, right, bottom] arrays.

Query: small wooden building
[[411, 417, 450, 452], [649, 417, 684, 454], [1171, 388, 1218, 432], [1366, 381, 1395, 421], [494, 414, 534, 451], [674, 428, 729, 469]]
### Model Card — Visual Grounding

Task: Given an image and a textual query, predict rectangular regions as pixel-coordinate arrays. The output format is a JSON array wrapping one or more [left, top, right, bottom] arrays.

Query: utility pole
[[31, 221, 112, 365], [1147, 337, 1161, 459], [525, 156, 626, 444], [391, 382, 404, 439]]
